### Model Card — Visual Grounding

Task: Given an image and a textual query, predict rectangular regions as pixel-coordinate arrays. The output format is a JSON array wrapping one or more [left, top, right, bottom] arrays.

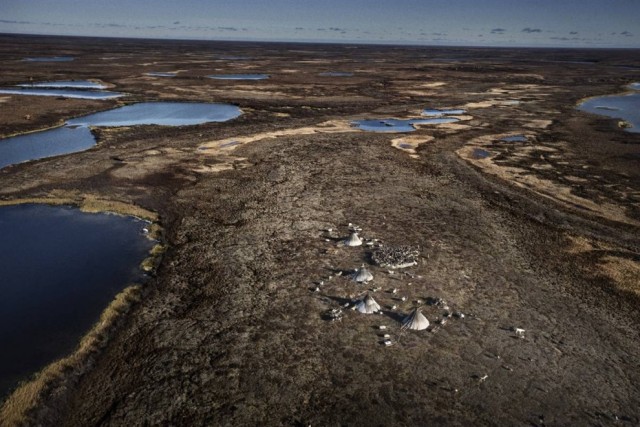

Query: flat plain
[[0, 34, 639, 426]]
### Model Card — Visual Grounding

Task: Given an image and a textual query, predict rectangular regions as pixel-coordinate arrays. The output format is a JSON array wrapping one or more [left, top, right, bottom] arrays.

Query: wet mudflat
[[0, 35, 638, 427], [0, 204, 153, 398]]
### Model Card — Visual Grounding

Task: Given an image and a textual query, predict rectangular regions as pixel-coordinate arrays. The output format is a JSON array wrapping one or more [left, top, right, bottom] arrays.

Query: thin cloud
[[621, 31, 633, 37], [490, 28, 506, 34], [522, 28, 542, 33], [0, 19, 33, 24], [569, 31, 578, 35]]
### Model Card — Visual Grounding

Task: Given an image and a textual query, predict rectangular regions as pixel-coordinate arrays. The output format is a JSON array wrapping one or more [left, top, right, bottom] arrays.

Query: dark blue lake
[[0, 204, 153, 398]]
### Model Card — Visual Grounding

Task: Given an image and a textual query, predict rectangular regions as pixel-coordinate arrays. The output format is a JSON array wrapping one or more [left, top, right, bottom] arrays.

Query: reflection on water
[[353, 117, 459, 133], [578, 87, 640, 133], [207, 74, 269, 80], [0, 204, 153, 398]]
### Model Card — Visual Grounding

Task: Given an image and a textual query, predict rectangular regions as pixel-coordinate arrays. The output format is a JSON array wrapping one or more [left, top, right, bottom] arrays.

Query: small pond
[[422, 108, 466, 116], [501, 135, 528, 142], [23, 56, 74, 62], [146, 72, 177, 77], [578, 85, 640, 133], [0, 204, 153, 397], [66, 102, 242, 127], [17, 81, 107, 89], [0, 87, 123, 100], [319, 72, 353, 77], [472, 148, 491, 159], [0, 126, 95, 170], [217, 56, 251, 60], [207, 74, 269, 80], [353, 117, 459, 133], [0, 102, 242, 169]]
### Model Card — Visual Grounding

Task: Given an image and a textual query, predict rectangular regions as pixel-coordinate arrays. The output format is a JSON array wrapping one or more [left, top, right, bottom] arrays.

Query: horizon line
[[2, 31, 640, 51]]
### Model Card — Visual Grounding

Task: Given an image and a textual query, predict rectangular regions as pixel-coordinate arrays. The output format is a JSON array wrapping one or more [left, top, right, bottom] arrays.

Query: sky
[[1, 0, 639, 48]]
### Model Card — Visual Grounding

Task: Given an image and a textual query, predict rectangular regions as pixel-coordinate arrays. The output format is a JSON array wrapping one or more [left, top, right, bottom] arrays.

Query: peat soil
[[0, 35, 639, 426]]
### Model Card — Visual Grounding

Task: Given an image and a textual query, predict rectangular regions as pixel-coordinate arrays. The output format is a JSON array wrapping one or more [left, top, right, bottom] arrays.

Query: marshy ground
[[0, 34, 639, 426]]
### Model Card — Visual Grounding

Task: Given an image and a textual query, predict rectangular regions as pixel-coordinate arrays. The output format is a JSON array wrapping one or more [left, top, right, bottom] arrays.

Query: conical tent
[[352, 265, 373, 282], [402, 308, 430, 330], [343, 231, 363, 247], [356, 294, 380, 314]]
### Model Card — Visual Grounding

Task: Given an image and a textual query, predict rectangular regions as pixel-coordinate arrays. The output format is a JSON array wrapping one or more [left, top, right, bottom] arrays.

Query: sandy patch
[[390, 135, 435, 158], [198, 120, 357, 155], [523, 119, 553, 129], [464, 99, 527, 109], [598, 256, 640, 296]]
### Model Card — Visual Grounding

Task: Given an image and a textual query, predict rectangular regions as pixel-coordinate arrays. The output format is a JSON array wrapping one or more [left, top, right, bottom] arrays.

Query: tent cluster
[[329, 223, 438, 338]]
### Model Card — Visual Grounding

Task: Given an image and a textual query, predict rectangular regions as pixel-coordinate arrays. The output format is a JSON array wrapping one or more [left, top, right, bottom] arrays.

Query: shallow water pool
[[353, 117, 459, 133], [207, 74, 269, 80], [319, 72, 353, 77], [17, 80, 107, 89], [422, 108, 466, 116], [67, 102, 242, 127], [146, 72, 177, 77], [23, 56, 74, 62], [0, 87, 123, 100], [501, 135, 528, 142]]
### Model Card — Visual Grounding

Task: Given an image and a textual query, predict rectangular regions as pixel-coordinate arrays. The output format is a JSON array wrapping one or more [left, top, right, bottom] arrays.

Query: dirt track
[[0, 35, 639, 426]]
